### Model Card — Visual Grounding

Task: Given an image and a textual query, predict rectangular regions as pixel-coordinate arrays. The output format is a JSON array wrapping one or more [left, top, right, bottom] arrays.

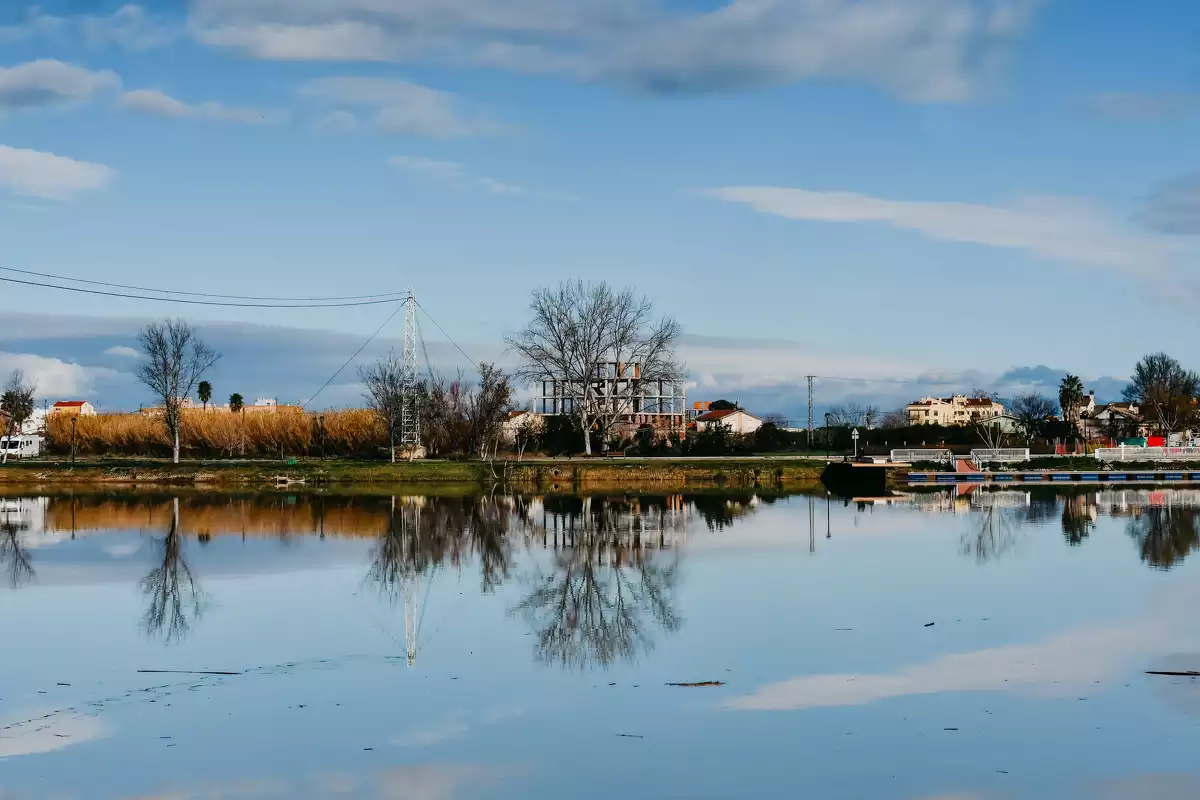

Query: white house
[[19, 407, 47, 435], [694, 408, 764, 435]]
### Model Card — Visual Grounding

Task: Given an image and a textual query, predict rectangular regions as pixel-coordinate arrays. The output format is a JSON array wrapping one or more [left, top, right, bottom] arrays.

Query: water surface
[[2, 487, 1200, 799]]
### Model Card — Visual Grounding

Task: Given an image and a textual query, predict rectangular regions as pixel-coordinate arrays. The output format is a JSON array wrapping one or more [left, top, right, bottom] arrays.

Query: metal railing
[[970, 448, 1030, 463], [1094, 446, 1200, 462], [891, 449, 952, 463]]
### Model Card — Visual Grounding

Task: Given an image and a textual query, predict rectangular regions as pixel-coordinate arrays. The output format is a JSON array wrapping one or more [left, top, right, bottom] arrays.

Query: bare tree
[[507, 281, 683, 456], [512, 413, 541, 461], [879, 408, 909, 429], [359, 350, 405, 463], [468, 363, 514, 461], [137, 320, 220, 464], [1, 370, 37, 465], [1011, 392, 1056, 446]]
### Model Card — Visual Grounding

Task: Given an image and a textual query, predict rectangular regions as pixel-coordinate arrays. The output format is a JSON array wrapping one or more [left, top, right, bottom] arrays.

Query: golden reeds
[[45, 409, 385, 458]]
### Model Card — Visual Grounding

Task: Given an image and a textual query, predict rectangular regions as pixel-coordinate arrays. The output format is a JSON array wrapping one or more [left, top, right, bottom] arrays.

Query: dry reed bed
[[46, 410, 385, 458]]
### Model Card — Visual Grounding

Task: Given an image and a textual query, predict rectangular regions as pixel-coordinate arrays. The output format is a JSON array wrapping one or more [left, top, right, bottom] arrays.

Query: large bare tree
[[360, 349, 406, 463], [138, 320, 220, 464], [507, 281, 683, 455], [1, 370, 37, 465]]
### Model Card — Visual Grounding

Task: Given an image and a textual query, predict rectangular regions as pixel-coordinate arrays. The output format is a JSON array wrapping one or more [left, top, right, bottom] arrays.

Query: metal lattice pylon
[[401, 288, 421, 449]]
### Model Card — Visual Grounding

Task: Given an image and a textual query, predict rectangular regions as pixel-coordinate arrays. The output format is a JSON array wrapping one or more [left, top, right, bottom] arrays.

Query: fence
[[1095, 446, 1200, 462], [970, 448, 1030, 463], [891, 449, 951, 463]]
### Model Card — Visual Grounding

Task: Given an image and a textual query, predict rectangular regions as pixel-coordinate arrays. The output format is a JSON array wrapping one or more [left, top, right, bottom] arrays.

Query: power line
[[0, 266, 407, 302], [414, 300, 479, 371], [0, 275, 408, 308], [302, 301, 406, 410]]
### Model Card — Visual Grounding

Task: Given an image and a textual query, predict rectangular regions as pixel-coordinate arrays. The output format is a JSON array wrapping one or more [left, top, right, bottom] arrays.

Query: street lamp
[[318, 414, 326, 460], [71, 415, 77, 464], [824, 412, 831, 457]]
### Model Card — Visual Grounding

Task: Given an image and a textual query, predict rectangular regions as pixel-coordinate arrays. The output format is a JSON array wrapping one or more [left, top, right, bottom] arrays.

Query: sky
[[2, 0, 1200, 417]]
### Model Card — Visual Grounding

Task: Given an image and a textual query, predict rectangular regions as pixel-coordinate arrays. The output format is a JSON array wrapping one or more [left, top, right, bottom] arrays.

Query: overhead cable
[[0, 266, 407, 302]]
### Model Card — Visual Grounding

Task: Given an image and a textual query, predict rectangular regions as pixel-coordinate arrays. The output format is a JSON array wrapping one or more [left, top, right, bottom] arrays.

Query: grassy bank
[[0, 457, 826, 489]]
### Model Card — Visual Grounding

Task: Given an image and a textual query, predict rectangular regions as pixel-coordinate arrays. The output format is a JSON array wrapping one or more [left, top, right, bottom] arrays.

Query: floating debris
[[665, 681, 725, 688]]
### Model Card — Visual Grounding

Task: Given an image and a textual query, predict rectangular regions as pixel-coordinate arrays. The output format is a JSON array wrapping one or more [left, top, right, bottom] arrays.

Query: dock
[[907, 470, 1200, 485]]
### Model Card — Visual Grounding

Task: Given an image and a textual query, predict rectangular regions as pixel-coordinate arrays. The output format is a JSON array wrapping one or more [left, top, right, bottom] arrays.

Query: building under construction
[[534, 361, 687, 435]]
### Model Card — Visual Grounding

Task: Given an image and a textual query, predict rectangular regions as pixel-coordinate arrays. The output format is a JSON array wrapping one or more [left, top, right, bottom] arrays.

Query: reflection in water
[[1, 519, 33, 588], [513, 497, 682, 670], [959, 506, 1019, 563], [140, 499, 207, 643], [1062, 495, 1096, 546], [1126, 506, 1200, 570], [365, 497, 517, 665]]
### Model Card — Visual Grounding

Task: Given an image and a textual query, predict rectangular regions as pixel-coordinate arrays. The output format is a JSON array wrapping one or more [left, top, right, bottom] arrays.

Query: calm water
[[3, 487, 1200, 799]]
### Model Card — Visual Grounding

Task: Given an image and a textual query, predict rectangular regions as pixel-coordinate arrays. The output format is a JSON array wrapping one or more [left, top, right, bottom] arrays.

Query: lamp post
[[71, 415, 77, 464], [824, 413, 831, 457], [319, 414, 326, 460]]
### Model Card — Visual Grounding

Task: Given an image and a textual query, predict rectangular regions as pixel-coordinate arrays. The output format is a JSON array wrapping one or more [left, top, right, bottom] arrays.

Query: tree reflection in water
[[1, 520, 33, 588], [366, 496, 516, 598], [513, 497, 682, 670], [1061, 495, 1095, 546], [961, 506, 1020, 563], [140, 499, 207, 643], [1127, 506, 1200, 570]]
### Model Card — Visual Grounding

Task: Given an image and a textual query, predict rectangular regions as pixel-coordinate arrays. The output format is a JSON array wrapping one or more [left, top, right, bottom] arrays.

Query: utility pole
[[400, 288, 421, 457], [807, 376, 815, 448]]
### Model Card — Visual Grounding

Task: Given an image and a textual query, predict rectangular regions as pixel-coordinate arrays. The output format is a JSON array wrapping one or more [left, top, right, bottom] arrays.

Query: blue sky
[[2, 0, 1200, 415]]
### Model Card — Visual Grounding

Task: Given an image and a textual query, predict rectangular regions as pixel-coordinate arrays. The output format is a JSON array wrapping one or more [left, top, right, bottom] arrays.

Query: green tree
[[709, 399, 738, 411], [1, 370, 37, 465], [1058, 374, 1085, 437], [228, 393, 244, 413], [1123, 353, 1200, 436], [198, 380, 212, 411]]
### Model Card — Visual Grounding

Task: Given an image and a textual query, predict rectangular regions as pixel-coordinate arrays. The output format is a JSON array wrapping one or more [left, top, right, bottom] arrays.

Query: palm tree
[[1059, 374, 1085, 438], [198, 380, 212, 412], [228, 394, 245, 457]]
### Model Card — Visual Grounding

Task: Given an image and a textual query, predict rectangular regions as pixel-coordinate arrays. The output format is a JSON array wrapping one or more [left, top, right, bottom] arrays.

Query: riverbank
[[0, 457, 827, 490]]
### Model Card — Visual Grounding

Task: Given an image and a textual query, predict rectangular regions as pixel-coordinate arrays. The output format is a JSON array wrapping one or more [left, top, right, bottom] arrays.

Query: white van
[[1, 434, 42, 459]]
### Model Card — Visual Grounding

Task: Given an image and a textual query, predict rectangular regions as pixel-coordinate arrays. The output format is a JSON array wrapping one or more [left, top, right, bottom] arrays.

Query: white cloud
[[312, 109, 358, 134], [118, 89, 289, 125], [103, 345, 141, 359], [1089, 91, 1200, 121], [0, 145, 115, 200], [0, 60, 120, 109], [387, 155, 541, 198], [388, 156, 467, 180], [707, 186, 1180, 275], [299, 77, 503, 137], [0, 710, 108, 758], [0, 352, 126, 398], [190, 0, 1041, 102], [81, 4, 178, 50], [0, 5, 175, 50], [728, 583, 1200, 711]]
